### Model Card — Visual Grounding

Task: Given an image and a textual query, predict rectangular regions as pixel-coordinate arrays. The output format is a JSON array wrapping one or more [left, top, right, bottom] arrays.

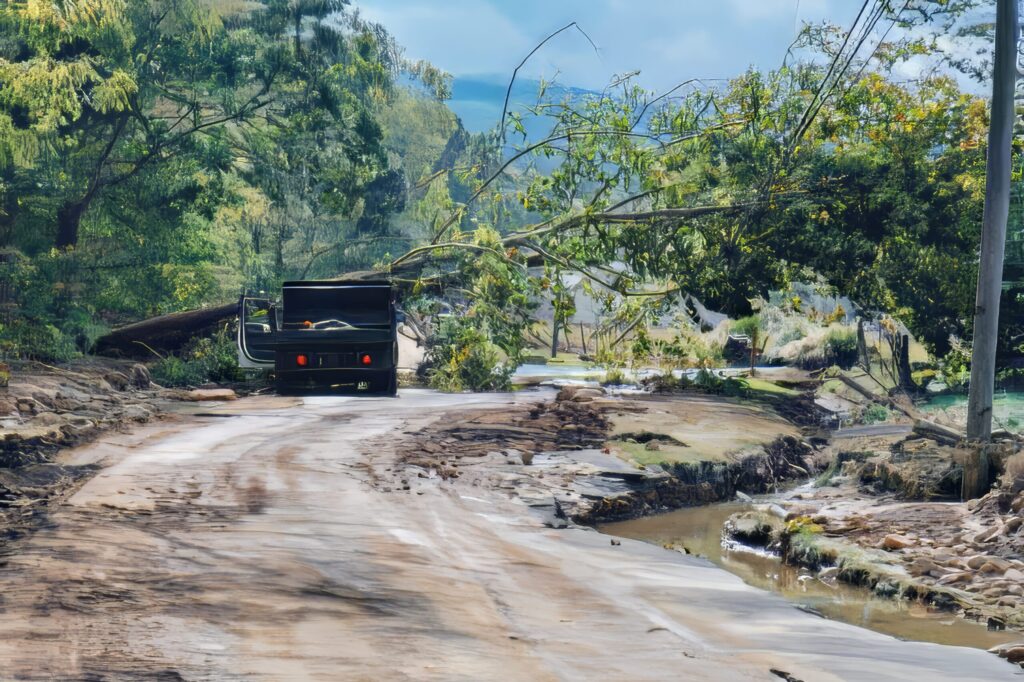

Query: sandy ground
[[0, 390, 1016, 681], [606, 394, 802, 464]]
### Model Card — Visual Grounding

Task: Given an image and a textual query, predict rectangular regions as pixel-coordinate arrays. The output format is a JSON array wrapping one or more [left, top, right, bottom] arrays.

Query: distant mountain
[[448, 74, 599, 133]]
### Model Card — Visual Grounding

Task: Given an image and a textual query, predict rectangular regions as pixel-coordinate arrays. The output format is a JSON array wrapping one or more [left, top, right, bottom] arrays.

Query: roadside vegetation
[[0, 0, 1019, 396]]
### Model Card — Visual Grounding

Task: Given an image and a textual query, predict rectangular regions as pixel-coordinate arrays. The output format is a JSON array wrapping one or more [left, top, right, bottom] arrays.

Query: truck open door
[[237, 296, 276, 368]]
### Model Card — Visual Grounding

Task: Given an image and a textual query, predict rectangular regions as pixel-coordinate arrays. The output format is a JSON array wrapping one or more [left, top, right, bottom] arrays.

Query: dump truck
[[237, 280, 398, 395]]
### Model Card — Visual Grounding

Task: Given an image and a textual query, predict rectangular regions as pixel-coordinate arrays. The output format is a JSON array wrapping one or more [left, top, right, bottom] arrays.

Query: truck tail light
[[361, 353, 372, 365], [296, 354, 309, 367]]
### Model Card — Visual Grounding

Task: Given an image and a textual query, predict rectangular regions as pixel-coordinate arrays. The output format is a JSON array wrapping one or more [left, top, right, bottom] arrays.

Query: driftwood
[[833, 373, 916, 418], [912, 419, 965, 446]]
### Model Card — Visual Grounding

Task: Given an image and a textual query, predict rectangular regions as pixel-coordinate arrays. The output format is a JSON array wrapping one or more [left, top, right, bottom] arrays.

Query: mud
[[0, 390, 1017, 680]]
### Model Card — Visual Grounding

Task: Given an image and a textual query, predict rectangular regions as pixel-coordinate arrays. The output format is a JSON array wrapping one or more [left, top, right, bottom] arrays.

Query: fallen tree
[[93, 200, 761, 358]]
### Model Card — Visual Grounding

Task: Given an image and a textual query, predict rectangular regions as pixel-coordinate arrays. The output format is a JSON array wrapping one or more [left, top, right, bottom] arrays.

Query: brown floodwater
[[600, 501, 1017, 650]]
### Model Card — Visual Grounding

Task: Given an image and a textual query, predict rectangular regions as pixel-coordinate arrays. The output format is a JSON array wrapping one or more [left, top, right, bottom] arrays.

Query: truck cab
[[237, 280, 398, 395]]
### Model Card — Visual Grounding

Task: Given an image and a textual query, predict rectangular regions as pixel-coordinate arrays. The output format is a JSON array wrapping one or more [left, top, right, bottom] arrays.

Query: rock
[[935, 571, 973, 586], [1005, 647, 1024, 664], [1003, 516, 1023, 534], [908, 557, 939, 577], [104, 371, 131, 391], [14, 397, 43, 416], [882, 533, 914, 550], [973, 525, 1003, 544], [979, 557, 1012, 574], [966, 554, 993, 570], [555, 385, 604, 402], [571, 388, 606, 403], [30, 412, 65, 427], [121, 405, 152, 422], [724, 511, 783, 548], [735, 491, 753, 503], [520, 451, 534, 466], [129, 364, 152, 389], [1003, 568, 1024, 582], [182, 388, 237, 402], [644, 440, 661, 451]]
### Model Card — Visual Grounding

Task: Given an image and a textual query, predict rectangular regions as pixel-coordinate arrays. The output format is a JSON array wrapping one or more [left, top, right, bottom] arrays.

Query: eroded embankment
[[394, 386, 820, 526]]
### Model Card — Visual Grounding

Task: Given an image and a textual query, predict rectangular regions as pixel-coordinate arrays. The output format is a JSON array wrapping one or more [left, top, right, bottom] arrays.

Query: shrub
[[940, 341, 971, 392], [150, 325, 242, 387], [0, 319, 80, 363], [424, 316, 512, 392], [862, 403, 889, 425], [602, 367, 627, 386], [824, 328, 858, 368]]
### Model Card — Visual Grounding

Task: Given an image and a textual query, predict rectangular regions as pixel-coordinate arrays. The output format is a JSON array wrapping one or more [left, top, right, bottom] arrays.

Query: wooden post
[[550, 307, 560, 360], [964, 0, 1017, 496], [857, 318, 869, 371]]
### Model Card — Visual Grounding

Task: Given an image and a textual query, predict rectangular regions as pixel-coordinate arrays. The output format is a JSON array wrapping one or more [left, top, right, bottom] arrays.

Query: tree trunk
[[896, 334, 913, 390], [550, 317, 560, 359], [857, 319, 869, 370], [94, 302, 238, 358], [55, 200, 88, 250]]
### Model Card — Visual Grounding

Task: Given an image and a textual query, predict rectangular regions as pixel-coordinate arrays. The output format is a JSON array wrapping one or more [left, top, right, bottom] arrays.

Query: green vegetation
[[862, 403, 890, 425], [150, 326, 242, 387], [0, 0, 1018, 389]]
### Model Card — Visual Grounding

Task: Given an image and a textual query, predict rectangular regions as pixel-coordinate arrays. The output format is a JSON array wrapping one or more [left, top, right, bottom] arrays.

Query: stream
[[600, 498, 1015, 651]]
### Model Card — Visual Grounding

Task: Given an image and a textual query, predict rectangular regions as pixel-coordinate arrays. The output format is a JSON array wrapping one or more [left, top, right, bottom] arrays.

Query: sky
[[358, 0, 867, 129]]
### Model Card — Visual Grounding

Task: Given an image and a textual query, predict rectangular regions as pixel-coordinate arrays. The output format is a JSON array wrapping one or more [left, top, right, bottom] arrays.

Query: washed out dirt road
[[0, 390, 1017, 681]]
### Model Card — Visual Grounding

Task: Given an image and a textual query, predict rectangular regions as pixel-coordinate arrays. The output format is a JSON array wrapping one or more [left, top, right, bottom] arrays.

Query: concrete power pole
[[964, 0, 1019, 495]]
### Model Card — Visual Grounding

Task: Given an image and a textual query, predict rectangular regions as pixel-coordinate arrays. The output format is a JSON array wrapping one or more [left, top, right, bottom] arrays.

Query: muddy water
[[601, 502, 1014, 650]]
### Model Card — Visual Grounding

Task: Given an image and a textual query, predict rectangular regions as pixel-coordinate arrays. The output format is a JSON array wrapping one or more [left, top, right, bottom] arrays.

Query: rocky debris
[[1, 361, 169, 469], [851, 443, 964, 500], [762, 473, 1024, 636]]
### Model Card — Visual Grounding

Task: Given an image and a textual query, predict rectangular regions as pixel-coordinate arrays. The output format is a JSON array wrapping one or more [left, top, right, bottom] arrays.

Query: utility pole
[[964, 0, 1019, 495]]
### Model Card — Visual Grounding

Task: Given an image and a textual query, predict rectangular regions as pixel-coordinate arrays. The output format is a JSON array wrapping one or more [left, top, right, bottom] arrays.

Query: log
[[912, 419, 965, 446], [94, 302, 237, 358]]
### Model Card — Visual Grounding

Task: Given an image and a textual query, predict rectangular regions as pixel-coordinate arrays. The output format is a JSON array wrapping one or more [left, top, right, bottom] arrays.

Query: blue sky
[[359, 0, 867, 129]]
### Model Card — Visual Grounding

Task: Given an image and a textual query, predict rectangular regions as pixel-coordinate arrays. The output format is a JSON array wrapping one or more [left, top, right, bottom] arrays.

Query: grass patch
[[745, 377, 800, 397], [609, 439, 717, 466]]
